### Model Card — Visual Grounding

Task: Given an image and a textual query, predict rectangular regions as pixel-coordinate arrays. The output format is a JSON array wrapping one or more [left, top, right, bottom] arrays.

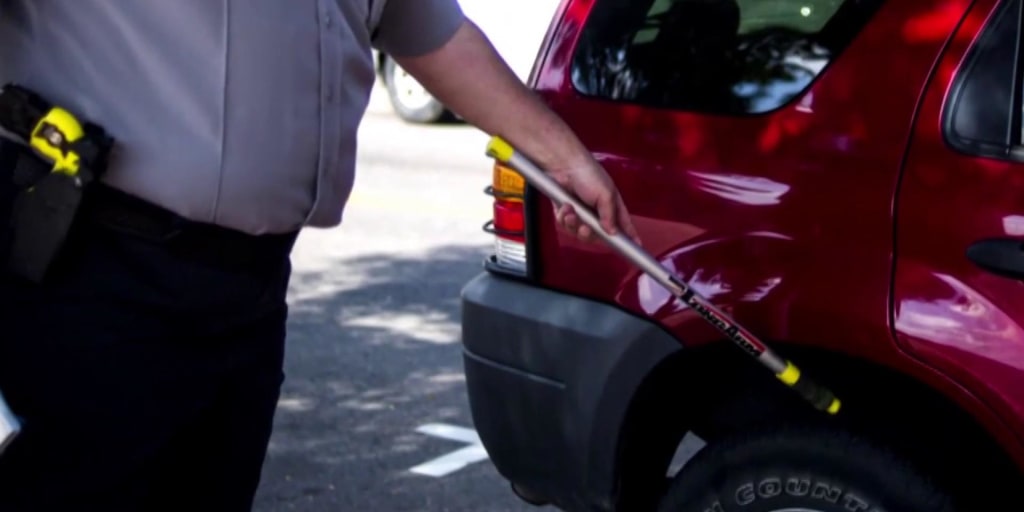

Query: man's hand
[[392, 18, 641, 246], [547, 154, 640, 244]]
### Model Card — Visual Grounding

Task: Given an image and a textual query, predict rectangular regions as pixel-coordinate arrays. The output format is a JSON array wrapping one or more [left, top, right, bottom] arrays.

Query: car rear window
[[943, 0, 1024, 157], [570, 0, 885, 115]]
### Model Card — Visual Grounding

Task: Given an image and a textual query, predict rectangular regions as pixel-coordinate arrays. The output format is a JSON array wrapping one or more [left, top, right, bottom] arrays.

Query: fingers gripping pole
[[485, 136, 841, 416]]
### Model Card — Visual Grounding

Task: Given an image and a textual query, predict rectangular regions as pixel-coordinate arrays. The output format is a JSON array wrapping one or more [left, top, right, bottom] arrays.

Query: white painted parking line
[[415, 423, 481, 444], [410, 444, 489, 478], [410, 423, 490, 477]]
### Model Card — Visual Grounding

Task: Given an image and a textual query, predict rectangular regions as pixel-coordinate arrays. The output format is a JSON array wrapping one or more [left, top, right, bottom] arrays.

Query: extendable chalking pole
[[485, 136, 840, 415]]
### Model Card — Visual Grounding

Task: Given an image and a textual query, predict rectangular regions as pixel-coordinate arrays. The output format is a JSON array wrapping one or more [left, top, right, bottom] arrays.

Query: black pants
[[0, 189, 296, 511]]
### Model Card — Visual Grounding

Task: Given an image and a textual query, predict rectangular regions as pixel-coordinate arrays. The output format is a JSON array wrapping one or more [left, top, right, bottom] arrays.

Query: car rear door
[[893, 0, 1024, 451]]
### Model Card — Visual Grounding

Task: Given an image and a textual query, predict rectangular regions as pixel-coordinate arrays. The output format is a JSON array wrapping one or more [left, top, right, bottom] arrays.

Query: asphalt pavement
[[251, 84, 542, 511]]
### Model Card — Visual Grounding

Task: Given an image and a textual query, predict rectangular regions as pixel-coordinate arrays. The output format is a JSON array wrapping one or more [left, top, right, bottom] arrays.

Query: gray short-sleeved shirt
[[0, 0, 465, 235]]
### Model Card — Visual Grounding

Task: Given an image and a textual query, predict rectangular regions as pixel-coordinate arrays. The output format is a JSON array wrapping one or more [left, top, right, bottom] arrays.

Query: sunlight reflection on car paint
[[896, 273, 1024, 362], [689, 171, 792, 206]]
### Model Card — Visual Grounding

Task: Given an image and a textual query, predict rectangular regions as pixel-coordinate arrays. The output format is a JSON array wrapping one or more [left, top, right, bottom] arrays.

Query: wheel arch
[[610, 340, 1024, 510]]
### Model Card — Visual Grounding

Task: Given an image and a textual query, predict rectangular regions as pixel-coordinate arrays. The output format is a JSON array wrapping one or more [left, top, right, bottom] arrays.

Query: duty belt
[[0, 83, 115, 282]]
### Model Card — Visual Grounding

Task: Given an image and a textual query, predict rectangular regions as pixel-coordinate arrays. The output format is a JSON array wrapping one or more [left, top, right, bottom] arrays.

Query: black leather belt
[[80, 183, 299, 273]]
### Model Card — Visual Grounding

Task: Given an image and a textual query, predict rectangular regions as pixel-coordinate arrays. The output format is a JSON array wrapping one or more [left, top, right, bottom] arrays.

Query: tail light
[[483, 160, 528, 275]]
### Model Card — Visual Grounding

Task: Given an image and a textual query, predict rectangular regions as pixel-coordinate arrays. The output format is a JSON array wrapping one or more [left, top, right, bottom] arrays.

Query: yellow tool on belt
[[0, 83, 114, 282], [485, 135, 841, 416], [29, 106, 88, 177]]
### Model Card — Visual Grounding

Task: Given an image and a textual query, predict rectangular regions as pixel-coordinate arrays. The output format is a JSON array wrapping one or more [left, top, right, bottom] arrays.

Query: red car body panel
[[894, 0, 1024, 464], [523, 0, 1024, 470]]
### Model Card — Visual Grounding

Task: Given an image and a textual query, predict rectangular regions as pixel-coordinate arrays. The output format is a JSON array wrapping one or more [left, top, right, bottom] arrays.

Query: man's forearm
[[394, 18, 641, 244], [392, 19, 591, 174]]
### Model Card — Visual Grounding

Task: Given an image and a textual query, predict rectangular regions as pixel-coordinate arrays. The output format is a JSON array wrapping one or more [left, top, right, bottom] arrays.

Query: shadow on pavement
[[253, 244, 534, 511]]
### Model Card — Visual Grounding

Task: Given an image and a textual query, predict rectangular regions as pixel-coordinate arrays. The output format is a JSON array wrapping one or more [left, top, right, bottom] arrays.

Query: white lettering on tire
[[786, 477, 811, 497], [702, 501, 725, 512], [811, 482, 842, 503], [736, 483, 756, 506], [730, 476, 883, 511], [842, 492, 872, 511], [758, 477, 783, 498]]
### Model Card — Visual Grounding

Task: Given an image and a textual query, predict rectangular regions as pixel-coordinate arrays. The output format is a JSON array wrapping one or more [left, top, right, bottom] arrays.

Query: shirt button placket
[[306, 0, 335, 225], [323, 3, 334, 103], [307, 0, 343, 226]]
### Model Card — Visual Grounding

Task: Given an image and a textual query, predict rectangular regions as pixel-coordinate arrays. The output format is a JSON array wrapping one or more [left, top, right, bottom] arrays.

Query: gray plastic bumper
[[460, 272, 681, 511]]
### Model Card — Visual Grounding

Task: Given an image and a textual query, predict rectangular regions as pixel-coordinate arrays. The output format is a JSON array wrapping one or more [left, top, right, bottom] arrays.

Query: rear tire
[[656, 425, 955, 512]]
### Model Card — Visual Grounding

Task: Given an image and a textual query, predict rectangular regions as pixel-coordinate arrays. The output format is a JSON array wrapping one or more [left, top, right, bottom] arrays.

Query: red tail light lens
[[493, 200, 525, 243]]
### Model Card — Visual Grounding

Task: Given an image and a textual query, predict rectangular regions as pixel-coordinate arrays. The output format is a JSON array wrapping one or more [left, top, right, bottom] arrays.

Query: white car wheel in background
[[383, 57, 451, 124]]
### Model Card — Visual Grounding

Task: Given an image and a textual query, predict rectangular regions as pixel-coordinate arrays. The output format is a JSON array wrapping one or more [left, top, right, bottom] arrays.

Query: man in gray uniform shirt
[[0, 1, 639, 511]]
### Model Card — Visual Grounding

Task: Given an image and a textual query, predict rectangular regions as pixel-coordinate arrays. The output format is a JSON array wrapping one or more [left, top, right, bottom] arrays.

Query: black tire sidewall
[[657, 426, 954, 512]]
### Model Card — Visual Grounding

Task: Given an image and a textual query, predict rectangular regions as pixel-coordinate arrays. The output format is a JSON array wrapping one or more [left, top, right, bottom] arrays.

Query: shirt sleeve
[[371, 0, 465, 57]]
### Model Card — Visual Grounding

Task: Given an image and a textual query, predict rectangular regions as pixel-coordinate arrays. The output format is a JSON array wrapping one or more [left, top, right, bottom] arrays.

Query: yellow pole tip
[[776, 361, 801, 385], [486, 136, 515, 163], [827, 398, 841, 415]]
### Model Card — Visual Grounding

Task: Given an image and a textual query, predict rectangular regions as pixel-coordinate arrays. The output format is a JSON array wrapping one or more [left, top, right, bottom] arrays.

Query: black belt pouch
[[0, 137, 81, 283]]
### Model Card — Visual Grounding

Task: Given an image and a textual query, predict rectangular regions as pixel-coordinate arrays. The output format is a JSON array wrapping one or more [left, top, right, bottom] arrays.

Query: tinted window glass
[[945, 0, 1022, 152], [571, 0, 884, 115]]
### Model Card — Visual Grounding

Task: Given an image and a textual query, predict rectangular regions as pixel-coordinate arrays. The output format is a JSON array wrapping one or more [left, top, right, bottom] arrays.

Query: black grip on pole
[[776, 360, 841, 415], [791, 374, 841, 414]]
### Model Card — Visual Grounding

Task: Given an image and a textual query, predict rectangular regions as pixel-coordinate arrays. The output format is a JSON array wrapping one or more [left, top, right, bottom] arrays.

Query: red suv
[[461, 0, 1024, 510]]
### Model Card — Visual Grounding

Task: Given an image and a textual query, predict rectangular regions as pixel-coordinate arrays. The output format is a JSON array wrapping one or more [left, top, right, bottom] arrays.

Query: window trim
[[942, 0, 1024, 162]]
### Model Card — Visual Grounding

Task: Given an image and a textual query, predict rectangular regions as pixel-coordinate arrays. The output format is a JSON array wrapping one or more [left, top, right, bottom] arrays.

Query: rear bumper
[[460, 272, 681, 511]]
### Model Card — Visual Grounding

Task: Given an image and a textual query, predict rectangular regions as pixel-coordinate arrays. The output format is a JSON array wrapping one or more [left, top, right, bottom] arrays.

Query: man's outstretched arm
[[389, 19, 641, 245]]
